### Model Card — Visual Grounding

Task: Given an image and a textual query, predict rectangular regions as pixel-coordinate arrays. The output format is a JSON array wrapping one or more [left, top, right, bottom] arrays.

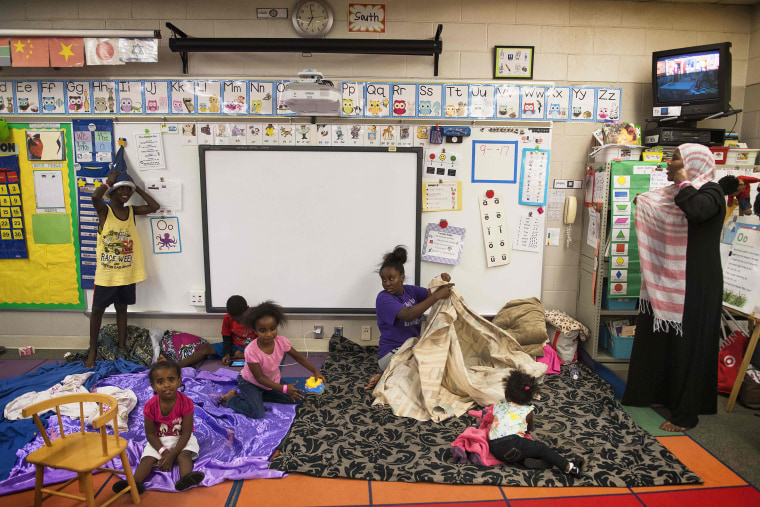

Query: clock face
[[293, 0, 333, 37]]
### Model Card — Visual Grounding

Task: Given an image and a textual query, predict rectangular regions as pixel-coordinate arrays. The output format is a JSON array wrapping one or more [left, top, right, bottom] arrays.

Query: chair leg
[[81, 473, 95, 507], [120, 451, 141, 504], [34, 465, 44, 507]]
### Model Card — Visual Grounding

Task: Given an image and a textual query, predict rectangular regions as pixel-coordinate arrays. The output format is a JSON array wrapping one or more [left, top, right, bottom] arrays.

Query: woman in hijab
[[622, 143, 725, 432]]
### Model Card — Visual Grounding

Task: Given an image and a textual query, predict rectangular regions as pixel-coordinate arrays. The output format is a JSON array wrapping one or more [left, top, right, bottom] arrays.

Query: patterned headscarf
[[634, 143, 715, 334]]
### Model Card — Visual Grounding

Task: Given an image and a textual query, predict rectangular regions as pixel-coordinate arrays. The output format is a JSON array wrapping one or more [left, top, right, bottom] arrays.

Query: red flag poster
[[49, 38, 84, 67], [10, 38, 49, 67]]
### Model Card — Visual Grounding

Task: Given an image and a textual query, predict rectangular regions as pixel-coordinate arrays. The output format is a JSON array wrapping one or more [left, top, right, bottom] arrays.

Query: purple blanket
[[0, 367, 292, 494]]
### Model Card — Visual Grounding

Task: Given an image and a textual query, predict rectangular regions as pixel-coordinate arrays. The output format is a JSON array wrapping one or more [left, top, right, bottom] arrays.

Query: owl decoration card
[[40, 81, 67, 115], [117, 81, 144, 115]]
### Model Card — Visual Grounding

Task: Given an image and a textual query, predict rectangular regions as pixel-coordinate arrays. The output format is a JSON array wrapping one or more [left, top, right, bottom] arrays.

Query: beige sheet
[[372, 278, 548, 422]]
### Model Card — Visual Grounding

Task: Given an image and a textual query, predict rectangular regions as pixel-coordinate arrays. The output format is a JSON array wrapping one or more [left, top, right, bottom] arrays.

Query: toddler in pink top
[[220, 301, 326, 419]]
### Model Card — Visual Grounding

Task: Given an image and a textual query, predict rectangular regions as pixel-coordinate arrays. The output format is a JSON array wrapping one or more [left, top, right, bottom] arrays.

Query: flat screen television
[[652, 42, 732, 119]]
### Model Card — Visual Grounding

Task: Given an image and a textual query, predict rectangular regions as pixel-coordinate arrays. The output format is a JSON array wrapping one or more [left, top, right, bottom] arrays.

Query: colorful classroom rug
[[0, 367, 292, 494], [270, 336, 702, 487]]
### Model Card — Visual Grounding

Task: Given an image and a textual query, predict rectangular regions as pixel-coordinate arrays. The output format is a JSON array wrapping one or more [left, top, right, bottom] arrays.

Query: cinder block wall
[[0, 0, 751, 351]]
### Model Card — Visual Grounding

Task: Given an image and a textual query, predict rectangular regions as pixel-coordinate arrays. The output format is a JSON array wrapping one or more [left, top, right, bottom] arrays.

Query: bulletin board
[[79, 121, 548, 316], [0, 123, 85, 309]]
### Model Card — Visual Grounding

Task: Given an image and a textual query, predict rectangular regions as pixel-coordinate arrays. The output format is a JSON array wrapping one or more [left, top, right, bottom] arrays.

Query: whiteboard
[[200, 147, 421, 313], [85, 123, 548, 316]]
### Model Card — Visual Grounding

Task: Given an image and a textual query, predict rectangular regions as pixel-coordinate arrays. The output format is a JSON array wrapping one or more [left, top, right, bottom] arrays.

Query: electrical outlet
[[361, 326, 372, 341], [190, 290, 205, 306], [334, 326, 343, 337], [314, 325, 324, 339]]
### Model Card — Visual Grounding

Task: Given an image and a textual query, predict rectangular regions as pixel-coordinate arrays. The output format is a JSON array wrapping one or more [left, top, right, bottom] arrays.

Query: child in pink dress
[[220, 301, 325, 418]]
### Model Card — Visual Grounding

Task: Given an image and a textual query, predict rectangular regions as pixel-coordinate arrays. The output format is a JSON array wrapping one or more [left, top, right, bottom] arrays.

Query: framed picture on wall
[[493, 46, 534, 79]]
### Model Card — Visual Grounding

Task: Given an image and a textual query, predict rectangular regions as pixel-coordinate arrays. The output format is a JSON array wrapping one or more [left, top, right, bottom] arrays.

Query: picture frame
[[493, 46, 534, 80]]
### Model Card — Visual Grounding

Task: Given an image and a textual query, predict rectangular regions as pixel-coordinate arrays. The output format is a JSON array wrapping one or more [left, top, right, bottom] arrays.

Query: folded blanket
[[493, 298, 549, 357]]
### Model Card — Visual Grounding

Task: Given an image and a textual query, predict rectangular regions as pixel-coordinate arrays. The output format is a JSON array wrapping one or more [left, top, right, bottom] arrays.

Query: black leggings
[[489, 435, 568, 471]]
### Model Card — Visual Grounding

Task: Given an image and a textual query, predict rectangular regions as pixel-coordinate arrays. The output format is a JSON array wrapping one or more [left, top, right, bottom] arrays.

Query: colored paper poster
[[444, 85, 468, 118], [518, 148, 550, 205], [520, 87, 545, 120], [391, 83, 416, 117], [10, 38, 49, 67], [294, 124, 312, 145], [117, 81, 143, 114], [596, 88, 621, 121], [246, 124, 262, 145], [15, 81, 40, 114], [340, 82, 364, 116], [723, 228, 760, 315], [0, 41, 9, 66], [546, 87, 570, 120], [495, 85, 520, 119], [26, 130, 65, 161], [221, 80, 247, 114], [0, 81, 12, 114], [349, 3, 386, 32], [84, 38, 123, 65], [151, 216, 181, 254], [248, 81, 274, 115], [195, 80, 222, 114], [418, 84, 442, 117], [91, 81, 116, 114], [421, 223, 465, 265], [39, 81, 66, 114], [0, 156, 27, 258], [66, 81, 91, 114], [423, 181, 462, 211], [170, 80, 196, 114], [73, 119, 113, 170], [275, 81, 296, 115], [365, 83, 391, 117], [570, 87, 595, 120], [144, 81, 169, 114], [119, 38, 158, 63], [49, 38, 84, 67], [469, 85, 495, 118]]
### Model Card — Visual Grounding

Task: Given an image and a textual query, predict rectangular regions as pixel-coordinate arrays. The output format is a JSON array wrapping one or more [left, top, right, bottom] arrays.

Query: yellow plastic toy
[[304, 376, 325, 394]]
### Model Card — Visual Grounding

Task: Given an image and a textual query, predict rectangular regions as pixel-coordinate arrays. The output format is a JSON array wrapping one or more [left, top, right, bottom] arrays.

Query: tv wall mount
[[166, 22, 444, 76]]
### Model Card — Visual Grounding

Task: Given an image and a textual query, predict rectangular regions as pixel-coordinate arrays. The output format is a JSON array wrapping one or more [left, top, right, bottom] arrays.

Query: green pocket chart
[[608, 160, 662, 298]]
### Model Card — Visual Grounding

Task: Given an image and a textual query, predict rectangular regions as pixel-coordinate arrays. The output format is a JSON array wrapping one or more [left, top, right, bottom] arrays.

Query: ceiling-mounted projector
[[282, 69, 342, 115]]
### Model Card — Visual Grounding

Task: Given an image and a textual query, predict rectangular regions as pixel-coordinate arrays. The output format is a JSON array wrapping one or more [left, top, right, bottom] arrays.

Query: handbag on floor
[[718, 311, 749, 395]]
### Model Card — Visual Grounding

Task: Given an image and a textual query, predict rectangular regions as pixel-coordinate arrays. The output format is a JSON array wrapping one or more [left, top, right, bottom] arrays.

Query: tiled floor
[[1, 356, 759, 507]]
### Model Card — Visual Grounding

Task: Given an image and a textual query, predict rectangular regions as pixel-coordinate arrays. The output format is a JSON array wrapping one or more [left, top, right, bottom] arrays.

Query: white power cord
[[279, 330, 313, 367]]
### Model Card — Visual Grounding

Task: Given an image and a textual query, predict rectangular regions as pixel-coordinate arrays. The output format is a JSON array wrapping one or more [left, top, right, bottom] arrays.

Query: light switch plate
[[361, 326, 371, 341]]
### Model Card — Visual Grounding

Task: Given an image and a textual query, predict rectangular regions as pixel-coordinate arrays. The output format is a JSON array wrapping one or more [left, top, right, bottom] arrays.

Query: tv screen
[[652, 42, 731, 118]]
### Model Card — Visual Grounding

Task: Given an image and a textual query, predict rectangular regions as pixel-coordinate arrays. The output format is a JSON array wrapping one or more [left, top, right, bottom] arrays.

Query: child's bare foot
[[365, 373, 381, 391], [219, 389, 237, 405]]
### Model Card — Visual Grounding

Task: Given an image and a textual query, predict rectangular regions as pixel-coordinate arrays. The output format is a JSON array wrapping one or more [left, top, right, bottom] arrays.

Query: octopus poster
[[150, 216, 181, 254]]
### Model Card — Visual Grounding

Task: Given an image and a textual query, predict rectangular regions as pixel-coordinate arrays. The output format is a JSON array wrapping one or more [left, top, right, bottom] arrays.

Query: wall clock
[[292, 0, 334, 38]]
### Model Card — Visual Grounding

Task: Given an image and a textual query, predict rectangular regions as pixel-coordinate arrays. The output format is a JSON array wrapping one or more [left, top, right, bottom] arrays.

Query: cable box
[[644, 127, 724, 147]]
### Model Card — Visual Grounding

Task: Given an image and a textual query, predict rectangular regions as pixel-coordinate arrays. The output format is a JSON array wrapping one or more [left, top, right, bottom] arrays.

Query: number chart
[[478, 191, 511, 267]]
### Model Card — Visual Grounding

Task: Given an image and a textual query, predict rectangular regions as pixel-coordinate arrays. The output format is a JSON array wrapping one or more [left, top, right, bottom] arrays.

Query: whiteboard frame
[[198, 145, 423, 314]]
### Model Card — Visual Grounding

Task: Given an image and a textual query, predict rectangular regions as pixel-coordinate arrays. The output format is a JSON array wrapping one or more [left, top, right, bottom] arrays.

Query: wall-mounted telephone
[[563, 196, 577, 224], [563, 196, 577, 247]]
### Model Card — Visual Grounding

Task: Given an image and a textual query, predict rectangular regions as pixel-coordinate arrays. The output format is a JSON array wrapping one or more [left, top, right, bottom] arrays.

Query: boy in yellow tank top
[[86, 169, 160, 368]]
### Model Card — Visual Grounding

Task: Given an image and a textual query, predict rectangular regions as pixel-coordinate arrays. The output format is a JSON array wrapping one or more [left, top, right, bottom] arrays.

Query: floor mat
[[270, 336, 702, 487]]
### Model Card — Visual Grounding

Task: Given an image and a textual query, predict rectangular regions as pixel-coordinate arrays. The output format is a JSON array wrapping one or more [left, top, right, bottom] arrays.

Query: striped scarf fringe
[[639, 298, 684, 336]]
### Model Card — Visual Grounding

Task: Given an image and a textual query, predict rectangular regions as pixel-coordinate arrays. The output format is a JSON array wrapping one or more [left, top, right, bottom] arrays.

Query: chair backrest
[[21, 393, 121, 456]]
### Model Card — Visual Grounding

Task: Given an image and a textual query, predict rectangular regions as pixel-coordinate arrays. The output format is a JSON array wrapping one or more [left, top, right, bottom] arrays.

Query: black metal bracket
[[166, 23, 443, 76]]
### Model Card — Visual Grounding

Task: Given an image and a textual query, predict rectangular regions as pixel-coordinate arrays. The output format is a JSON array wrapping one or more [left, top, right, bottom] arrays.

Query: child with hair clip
[[112, 360, 204, 494], [489, 370, 585, 477], [219, 300, 325, 419], [365, 245, 453, 390]]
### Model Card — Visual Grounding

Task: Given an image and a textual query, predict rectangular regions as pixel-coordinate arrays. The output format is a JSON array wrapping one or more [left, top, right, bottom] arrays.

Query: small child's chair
[[21, 392, 141, 506]]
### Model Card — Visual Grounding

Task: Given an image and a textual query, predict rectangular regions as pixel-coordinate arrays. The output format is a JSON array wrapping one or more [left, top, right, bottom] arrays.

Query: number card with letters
[[478, 191, 511, 267], [151, 216, 181, 254], [472, 140, 517, 183]]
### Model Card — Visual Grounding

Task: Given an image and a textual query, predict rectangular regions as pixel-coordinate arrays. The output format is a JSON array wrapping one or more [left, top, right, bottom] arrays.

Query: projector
[[282, 69, 341, 115]]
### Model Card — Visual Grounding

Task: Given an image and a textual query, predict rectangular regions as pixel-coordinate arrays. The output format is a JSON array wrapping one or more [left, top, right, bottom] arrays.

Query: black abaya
[[622, 182, 725, 428]]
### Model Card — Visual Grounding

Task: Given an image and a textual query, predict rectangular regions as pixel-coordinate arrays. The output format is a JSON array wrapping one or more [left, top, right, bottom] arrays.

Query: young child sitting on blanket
[[219, 301, 325, 418], [212, 295, 256, 366], [488, 370, 585, 477], [112, 360, 205, 494], [365, 245, 454, 390]]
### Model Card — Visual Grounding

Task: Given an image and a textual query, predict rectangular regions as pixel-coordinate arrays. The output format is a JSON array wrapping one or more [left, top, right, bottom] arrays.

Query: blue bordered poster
[[151, 216, 181, 254], [421, 222, 465, 265], [518, 148, 551, 206], [0, 155, 28, 259], [471, 140, 518, 184]]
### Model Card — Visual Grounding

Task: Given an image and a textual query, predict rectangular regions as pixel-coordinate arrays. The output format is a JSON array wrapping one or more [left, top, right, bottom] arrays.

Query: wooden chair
[[21, 393, 141, 507]]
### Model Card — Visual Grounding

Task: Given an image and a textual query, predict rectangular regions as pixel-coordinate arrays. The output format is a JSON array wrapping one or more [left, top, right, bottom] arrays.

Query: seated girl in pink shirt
[[220, 301, 325, 418]]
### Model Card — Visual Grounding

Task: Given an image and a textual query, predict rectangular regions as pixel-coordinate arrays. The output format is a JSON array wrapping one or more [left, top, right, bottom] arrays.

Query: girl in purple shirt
[[365, 246, 453, 390], [220, 301, 325, 419]]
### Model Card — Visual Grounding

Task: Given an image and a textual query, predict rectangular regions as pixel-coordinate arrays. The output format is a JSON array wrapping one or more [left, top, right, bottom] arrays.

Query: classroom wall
[[0, 0, 753, 352]]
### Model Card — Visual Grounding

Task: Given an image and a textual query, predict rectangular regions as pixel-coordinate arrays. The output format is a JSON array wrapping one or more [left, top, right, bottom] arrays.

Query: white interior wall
[[0, 0, 753, 351]]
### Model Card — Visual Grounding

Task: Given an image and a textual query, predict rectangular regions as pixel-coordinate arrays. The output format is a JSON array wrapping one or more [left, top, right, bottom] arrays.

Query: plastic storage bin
[[593, 145, 644, 163], [726, 148, 760, 166], [710, 147, 728, 164], [607, 329, 634, 359], [598, 325, 609, 349], [601, 283, 638, 310]]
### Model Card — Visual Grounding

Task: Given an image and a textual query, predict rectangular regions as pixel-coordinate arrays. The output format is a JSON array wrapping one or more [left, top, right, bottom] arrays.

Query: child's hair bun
[[387, 245, 407, 265]]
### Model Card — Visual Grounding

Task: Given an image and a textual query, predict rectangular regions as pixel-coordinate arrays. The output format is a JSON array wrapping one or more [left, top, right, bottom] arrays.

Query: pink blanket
[[537, 343, 562, 374], [450, 405, 502, 466]]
